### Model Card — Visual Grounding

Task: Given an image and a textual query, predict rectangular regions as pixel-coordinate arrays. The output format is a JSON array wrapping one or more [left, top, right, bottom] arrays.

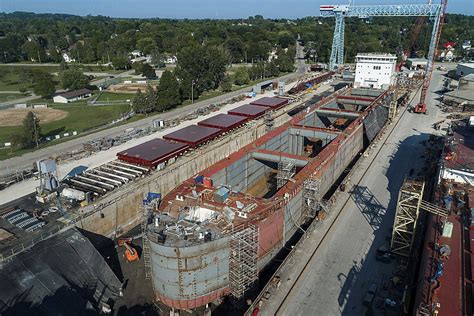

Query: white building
[[165, 55, 177, 64], [406, 58, 428, 69], [354, 53, 397, 89], [53, 88, 92, 104], [62, 53, 76, 63]]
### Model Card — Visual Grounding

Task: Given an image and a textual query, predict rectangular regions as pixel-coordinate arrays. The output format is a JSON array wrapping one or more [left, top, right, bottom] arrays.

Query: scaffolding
[[388, 85, 398, 121], [303, 177, 322, 218], [264, 111, 274, 132], [276, 160, 296, 189], [141, 202, 155, 280], [229, 224, 259, 299], [390, 178, 449, 257]]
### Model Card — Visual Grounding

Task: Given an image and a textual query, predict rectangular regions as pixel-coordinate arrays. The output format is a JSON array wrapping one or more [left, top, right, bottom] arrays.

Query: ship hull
[[150, 87, 390, 310]]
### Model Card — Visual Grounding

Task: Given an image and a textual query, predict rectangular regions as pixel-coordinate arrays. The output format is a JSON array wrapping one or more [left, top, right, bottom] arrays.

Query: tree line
[[0, 12, 472, 65]]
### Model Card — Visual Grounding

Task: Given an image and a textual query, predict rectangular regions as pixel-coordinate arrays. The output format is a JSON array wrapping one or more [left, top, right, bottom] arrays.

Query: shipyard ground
[[258, 67, 450, 316]]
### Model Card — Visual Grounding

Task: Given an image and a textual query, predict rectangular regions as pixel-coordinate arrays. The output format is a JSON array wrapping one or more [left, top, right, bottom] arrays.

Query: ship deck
[[155, 87, 389, 247]]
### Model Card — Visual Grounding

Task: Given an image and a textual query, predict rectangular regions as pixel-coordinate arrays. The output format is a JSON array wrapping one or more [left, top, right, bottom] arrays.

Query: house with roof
[[53, 88, 92, 104]]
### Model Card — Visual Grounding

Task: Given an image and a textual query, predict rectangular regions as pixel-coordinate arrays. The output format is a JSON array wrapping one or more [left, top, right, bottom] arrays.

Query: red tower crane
[[413, 0, 448, 114]]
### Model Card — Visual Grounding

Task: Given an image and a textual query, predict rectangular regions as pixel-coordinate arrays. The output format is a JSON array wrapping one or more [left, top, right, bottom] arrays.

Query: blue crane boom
[[320, 1, 447, 113], [320, 3, 441, 70]]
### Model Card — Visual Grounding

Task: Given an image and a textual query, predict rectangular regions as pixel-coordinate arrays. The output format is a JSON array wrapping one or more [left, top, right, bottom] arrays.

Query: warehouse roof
[[117, 138, 189, 167], [228, 104, 269, 118], [250, 97, 289, 108], [56, 88, 92, 99], [163, 125, 222, 146], [198, 114, 248, 131]]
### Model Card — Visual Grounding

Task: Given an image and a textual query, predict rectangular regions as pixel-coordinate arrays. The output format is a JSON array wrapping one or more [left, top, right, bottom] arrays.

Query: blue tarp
[[63, 165, 88, 180]]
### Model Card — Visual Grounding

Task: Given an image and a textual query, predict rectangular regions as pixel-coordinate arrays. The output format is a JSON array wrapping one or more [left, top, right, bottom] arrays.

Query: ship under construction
[[145, 86, 394, 310]]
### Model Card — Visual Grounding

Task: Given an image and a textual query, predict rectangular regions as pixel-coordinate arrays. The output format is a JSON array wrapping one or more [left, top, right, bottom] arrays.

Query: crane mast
[[320, 1, 447, 114], [415, 0, 447, 114]]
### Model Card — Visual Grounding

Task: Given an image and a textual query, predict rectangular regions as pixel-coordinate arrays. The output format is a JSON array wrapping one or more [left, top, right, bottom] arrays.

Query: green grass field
[[0, 66, 61, 92], [0, 93, 27, 102], [0, 103, 131, 144], [96, 92, 133, 102]]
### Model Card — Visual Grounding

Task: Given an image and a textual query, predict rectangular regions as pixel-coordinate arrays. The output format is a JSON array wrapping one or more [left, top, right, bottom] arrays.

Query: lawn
[[96, 92, 133, 102], [0, 93, 27, 102], [0, 103, 131, 145], [0, 66, 60, 92]]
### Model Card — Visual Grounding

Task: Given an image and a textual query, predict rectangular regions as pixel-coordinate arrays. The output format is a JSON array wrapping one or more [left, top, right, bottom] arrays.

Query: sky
[[1, 0, 473, 18]]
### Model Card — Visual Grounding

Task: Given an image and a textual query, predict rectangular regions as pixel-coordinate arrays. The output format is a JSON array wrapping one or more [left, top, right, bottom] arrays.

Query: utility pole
[[191, 80, 195, 104], [32, 113, 39, 148]]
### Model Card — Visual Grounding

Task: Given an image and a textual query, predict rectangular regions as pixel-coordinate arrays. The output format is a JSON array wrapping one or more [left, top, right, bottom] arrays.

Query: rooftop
[[444, 89, 474, 102], [444, 121, 474, 173], [163, 125, 222, 147], [228, 104, 269, 118], [250, 97, 289, 109], [56, 88, 92, 99], [356, 52, 396, 57], [458, 62, 474, 69], [197, 113, 248, 131], [117, 138, 189, 167]]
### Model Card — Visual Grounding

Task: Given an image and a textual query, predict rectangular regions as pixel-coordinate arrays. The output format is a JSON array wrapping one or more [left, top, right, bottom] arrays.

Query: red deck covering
[[250, 97, 288, 109], [117, 138, 188, 167], [228, 104, 269, 118], [197, 113, 248, 131], [163, 125, 222, 147]]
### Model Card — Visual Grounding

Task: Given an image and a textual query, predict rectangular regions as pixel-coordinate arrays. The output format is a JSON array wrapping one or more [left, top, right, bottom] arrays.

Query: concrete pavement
[[258, 69, 447, 316]]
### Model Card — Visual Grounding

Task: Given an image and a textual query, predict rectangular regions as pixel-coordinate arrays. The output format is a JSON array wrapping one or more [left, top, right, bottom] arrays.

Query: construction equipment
[[118, 238, 139, 262], [321, 1, 448, 115], [414, 0, 448, 114], [320, 2, 441, 70]]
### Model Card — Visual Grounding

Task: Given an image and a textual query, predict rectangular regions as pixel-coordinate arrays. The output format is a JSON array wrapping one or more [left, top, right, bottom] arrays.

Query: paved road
[[259, 69, 447, 316], [0, 60, 307, 174]]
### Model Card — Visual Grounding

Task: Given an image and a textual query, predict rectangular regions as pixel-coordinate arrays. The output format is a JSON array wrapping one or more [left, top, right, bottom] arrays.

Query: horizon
[[1, 0, 473, 19]]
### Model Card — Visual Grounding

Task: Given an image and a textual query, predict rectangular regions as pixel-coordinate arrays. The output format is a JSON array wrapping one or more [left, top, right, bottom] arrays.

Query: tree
[[111, 56, 130, 70], [277, 49, 295, 73], [233, 67, 250, 85], [175, 45, 230, 100], [21, 41, 46, 62], [132, 86, 158, 114], [21, 111, 41, 148], [59, 68, 90, 90], [33, 71, 56, 98], [156, 70, 181, 111], [141, 64, 156, 79], [150, 50, 165, 68], [131, 90, 148, 114], [220, 75, 232, 92], [278, 33, 295, 49], [136, 38, 156, 55]]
